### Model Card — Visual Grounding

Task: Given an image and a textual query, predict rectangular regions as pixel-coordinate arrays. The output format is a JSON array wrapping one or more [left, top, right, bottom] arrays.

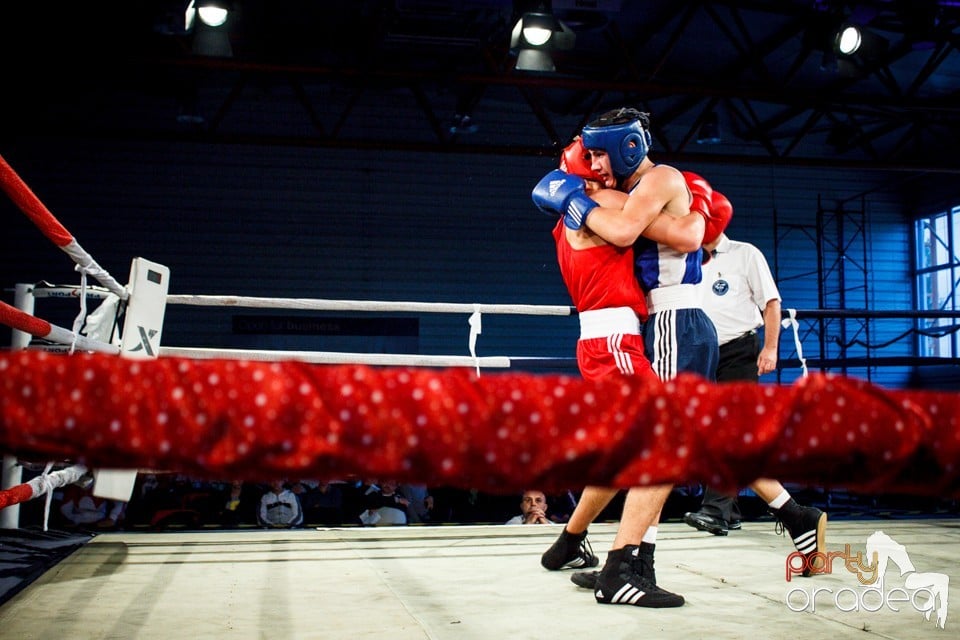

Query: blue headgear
[[580, 110, 652, 181]]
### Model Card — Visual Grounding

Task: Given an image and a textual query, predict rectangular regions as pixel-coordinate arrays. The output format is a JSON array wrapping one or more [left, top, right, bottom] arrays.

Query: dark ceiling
[[4, 1, 960, 173]]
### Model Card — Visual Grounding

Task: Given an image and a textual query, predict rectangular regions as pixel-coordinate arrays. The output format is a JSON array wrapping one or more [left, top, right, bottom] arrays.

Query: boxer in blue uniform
[[533, 108, 730, 607], [580, 110, 724, 382]]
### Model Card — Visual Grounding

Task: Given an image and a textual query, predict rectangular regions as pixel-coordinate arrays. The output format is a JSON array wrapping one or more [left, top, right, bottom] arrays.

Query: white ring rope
[[469, 304, 482, 376], [14, 285, 814, 372], [35, 324, 121, 355], [27, 284, 114, 300], [63, 241, 128, 301], [782, 308, 808, 377], [0, 299, 121, 355], [164, 295, 574, 370], [68, 274, 91, 355], [159, 346, 511, 368], [166, 294, 576, 316], [12, 286, 563, 368]]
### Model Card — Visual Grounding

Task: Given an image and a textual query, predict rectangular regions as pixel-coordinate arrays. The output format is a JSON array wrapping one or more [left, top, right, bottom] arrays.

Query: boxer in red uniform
[[540, 137, 709, 607], [553, 139, 657, 382]]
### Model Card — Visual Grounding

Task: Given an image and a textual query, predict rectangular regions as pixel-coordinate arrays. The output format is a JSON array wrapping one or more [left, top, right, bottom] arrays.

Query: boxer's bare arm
[[588, 170, 703, 252], [583, 166, 685, 247], [642, 212, 704, 253], [589, 188, 628, 209]]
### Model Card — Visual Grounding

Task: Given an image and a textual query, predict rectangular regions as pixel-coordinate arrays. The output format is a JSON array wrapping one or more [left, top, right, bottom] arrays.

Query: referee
[[683, 230, 782, 535]]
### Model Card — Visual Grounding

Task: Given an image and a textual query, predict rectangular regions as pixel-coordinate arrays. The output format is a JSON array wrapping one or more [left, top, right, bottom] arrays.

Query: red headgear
[[559, 138, 604, 183]]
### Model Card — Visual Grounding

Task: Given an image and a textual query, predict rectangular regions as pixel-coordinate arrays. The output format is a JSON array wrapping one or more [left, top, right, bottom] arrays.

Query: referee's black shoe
[[683, 511, 731, 536]]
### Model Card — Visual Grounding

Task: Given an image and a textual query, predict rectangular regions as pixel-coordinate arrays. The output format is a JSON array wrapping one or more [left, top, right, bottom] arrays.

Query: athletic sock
[[767, 490, 791, 510], [642, 525, 658, 544]]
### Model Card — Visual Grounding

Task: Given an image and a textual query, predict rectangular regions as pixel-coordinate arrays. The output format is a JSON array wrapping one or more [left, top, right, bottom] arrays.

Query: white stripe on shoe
[[793, 529, 818, 554], [610, 584, 646, 604]]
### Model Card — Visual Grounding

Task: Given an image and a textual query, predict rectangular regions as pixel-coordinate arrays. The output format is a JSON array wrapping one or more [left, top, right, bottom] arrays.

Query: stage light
[[185, 1, 230, 31], [509, 10, 576, 73], [188, 1, 233, 58], [520, 12, 560, 46], [834, 23, 888, 61], [836, 25, 862, 55]]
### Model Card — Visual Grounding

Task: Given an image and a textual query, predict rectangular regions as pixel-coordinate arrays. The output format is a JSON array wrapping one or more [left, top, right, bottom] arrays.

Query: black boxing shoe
[[571, 569, 600, 589], [541, 528, 599, 571], [593, 546, 683, 608], [572, 540, 656, 589], [683, 511, 730, 536], [772, 499, 827, 577]]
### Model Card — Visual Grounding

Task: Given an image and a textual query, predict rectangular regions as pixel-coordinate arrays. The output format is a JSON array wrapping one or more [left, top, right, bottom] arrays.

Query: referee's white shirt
[[697, 235, 781, 346]]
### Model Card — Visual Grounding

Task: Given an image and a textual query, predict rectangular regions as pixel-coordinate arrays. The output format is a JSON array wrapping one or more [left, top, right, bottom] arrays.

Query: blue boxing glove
[[531, 169, 598, 230]]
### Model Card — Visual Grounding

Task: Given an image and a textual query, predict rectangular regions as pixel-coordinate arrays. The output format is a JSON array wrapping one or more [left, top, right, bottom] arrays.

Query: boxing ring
[[1, 154, 958, 637], [1, 519, 955, 639]]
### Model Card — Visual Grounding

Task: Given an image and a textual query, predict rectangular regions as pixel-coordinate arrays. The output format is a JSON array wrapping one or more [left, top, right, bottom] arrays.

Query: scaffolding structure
[[773, 195, 872, 381]]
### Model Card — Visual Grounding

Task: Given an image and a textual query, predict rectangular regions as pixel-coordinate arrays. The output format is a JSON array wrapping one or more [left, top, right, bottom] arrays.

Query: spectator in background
[[400, 483, 434, 524], [359, 479, 409, 526], [548, 490, 579, 524], [296, 479, 347, 527], [221, 480, 248, 528], [57, 483, 125, 530], [506, 490, 554, 525], [122, 472, 160, 527], [257, 479, 303, 529]]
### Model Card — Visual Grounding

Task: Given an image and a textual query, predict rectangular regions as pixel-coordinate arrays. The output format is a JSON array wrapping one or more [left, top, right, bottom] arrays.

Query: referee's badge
[[712, 279, 730, 296]]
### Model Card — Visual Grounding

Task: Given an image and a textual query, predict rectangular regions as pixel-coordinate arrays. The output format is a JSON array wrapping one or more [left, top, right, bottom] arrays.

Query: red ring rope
[[0, 482, 33, 511], [0, 154, 73, 247], [0, 154, 128, 299], [0, 300, 52, 339], [0, 300, 121, 355], [0, 351, 957, 496]]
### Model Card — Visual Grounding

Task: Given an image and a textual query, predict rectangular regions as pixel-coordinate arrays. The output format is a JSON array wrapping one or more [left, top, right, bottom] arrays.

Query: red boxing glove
[[560, 138, 604, 182], [683, 170, 732, 244], [707, 191, 733, 245], [682, 171, 713, 219]]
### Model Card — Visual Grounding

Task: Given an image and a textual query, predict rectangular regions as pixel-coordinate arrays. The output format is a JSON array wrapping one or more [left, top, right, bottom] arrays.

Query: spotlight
[[510, 10, 576, 73], [188, 0, 233, 58], [520, 12, 560, 46], [197, 4, 228, 27], [184, 1, 230, 31], [836, 25, 862, 55], [833, 23, 888, 61]]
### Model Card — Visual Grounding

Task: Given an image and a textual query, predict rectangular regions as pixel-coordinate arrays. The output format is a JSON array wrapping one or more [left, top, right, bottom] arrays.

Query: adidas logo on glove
[[548, 179, 566, 197]]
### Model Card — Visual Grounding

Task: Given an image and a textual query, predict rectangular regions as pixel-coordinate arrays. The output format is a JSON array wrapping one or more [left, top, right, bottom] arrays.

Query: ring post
[[92, 257, 171, 502], [118, 257, 170, 358], [0, 284, 36, 528]]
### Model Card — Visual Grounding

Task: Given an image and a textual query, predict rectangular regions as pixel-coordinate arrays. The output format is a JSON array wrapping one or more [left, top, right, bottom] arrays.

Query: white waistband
[[579, 307, 641, 339], [646, 284, 699, 312]]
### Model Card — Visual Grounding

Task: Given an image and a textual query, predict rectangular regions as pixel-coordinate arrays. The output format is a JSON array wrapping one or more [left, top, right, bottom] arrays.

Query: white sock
[[768, 491, 791, 510], [642, 526, 658, 544]]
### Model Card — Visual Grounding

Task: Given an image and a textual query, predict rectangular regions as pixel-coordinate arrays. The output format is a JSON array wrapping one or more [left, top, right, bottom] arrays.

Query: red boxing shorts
[[577, 333, 655, 382]]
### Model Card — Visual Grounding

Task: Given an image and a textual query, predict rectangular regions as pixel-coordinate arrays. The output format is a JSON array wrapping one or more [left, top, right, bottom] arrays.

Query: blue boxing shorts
[[644, 307, 718, 382]]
